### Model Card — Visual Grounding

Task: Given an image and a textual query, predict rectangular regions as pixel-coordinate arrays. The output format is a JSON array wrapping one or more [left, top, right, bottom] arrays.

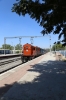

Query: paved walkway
[[1, 53, 66, 100]]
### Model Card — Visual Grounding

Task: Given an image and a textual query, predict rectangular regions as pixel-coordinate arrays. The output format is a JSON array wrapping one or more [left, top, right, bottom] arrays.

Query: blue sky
[[0, 0, 62, 49]]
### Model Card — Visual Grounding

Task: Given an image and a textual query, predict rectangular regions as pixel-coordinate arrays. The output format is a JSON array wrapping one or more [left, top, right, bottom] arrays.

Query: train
[[0, 49, 11, 54], [21, 43, 44, 62], [0, 49, 22, 54]]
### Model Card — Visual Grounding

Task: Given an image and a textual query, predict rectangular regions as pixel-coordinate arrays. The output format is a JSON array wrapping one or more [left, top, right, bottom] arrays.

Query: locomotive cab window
[[26, 46, 28, 49], [24, 46, 28, 50]]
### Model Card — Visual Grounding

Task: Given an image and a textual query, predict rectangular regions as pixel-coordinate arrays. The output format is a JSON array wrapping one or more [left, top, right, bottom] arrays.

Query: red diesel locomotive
[[21, 43, 44, 62]]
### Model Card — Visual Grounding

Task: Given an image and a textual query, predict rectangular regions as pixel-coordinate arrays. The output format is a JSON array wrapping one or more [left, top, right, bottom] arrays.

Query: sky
[[0, 0, 63, 49]]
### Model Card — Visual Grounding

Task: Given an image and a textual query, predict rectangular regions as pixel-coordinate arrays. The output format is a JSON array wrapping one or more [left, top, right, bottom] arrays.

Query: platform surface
[[1, 53, 66, 100]]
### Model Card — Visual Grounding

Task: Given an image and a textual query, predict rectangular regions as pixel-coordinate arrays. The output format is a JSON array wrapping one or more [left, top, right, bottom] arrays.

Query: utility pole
[[4, 37, 6, 54], [19, 37, 22, 53], [49, 35, 51, 55], [30, 37, 34, 45], [14, 45, 15, 54]]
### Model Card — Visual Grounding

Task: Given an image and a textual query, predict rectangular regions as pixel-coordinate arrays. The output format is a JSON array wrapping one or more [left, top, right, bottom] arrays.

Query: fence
[[57, 50, 66, 58]]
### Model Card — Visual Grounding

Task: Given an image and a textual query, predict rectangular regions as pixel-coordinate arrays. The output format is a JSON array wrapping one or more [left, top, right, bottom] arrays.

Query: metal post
[[64, 46, 66, 57], [49, 36, 51, 55], [14, 45, 15, 54], [4, 37, 6, 54], [55, 43, 56, 52], [31, 37, 33, 45], [4, 35, 52, 54], [19, 37, 22, 53], [54, 42, 56, 53]]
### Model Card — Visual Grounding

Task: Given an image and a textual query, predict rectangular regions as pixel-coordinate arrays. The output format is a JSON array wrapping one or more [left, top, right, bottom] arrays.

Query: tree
[[15, 44, 22, 50], [1, 44, 13, 50], [12, 0, 66, 46], [52, 43, 65, 51]]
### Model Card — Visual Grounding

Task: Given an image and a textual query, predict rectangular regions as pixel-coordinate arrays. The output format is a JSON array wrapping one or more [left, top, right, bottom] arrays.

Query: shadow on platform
[[0, 60, 66, 100]]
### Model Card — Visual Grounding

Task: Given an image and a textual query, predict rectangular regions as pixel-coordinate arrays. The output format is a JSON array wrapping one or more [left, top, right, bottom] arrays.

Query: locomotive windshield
[[24, 46, 29, 50]]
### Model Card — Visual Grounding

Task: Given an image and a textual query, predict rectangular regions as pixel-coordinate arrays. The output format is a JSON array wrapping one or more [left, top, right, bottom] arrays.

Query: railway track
[[0, 53, 46, 74], [0, 57, 21, 65], [0, 56, 22, 73]]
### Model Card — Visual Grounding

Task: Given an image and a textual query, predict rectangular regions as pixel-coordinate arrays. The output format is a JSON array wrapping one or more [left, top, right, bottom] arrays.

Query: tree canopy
[[1, 44, 13, 50], [1, 44, 22, 50], [12, 0, 66, 46], [15, 44, 22, 50], [52, 43, 65, 51]]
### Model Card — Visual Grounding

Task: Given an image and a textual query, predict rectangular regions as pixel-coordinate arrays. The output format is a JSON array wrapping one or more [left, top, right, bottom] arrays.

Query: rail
[[0, 55, 22, 73], [0, 57, 21, 65]]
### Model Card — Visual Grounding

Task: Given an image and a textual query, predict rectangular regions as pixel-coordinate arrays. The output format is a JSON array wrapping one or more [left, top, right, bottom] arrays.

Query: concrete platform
[[1, 53, 66, 100]]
